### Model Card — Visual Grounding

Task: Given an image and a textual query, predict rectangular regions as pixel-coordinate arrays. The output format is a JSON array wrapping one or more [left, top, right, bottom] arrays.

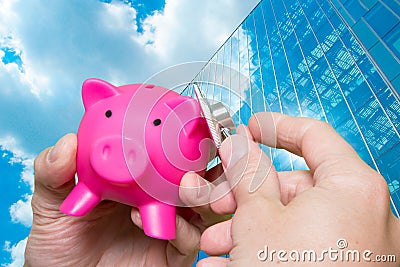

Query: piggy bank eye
[[105, 110, 112, 118], [153, 119, 161, 126]]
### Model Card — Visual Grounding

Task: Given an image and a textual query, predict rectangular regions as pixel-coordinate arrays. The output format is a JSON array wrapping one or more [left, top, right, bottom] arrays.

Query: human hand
[[194, 112, 400, 266], [25, 133, 228, 267]]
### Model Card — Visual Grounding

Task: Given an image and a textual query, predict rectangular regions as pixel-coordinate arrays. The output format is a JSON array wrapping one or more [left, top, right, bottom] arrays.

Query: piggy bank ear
[[82, 78, 119, 110]]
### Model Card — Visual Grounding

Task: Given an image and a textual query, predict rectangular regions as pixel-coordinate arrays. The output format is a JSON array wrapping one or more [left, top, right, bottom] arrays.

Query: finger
[[236, 124, 254, 141], [248, 113, 371, 184], [277, 170, 313, 205], [200, 219, 233, 256], [131, 208, 201, 256], [198, 125, 251, 214], [32, 134, 77, 212], [180, 172, 214, 208], [179, 172, 233, 228], [180, 172, 237, 214], [196, 257, 229, 267], [170, 214, 201, 256], [209, 181, 236, 215], [219, 134, 282, 206], [199, 163, 237, 214]]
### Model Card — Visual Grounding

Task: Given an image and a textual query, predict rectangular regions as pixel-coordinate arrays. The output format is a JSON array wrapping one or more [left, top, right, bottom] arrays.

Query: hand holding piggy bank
[[60, 78, 215, 240]]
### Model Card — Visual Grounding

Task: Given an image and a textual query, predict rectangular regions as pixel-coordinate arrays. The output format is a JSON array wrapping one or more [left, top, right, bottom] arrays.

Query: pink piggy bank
[[60, 78, 215, 240]]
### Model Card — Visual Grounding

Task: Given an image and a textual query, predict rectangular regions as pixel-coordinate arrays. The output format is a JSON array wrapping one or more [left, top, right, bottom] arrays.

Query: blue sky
[[0, 0, 259, 265]]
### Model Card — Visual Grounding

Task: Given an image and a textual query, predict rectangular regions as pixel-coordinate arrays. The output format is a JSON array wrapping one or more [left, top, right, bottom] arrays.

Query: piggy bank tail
[[60, 182, 101, 216]]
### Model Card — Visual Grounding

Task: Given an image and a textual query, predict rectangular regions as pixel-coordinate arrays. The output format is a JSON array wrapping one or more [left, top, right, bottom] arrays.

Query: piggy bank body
[[60, 78, 214, 240]]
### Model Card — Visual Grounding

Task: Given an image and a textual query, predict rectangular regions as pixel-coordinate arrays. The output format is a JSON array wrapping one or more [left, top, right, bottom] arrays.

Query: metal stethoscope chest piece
[[193, 82, 235, 149]]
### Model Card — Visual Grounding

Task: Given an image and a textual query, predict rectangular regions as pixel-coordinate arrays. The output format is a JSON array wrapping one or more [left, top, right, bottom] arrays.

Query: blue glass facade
[[331, 0, 400, 91], [185, 0, 399, 216], [188, 0, 400, 264]]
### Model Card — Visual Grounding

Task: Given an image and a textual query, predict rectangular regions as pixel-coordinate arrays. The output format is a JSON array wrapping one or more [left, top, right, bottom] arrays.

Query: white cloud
[[0, 0, 259, 154], [0, 0, 258, 230], [10, 194, 32, 227], [0, 0, 258, 265], [101, 2, 138, 33], [137, 0, 259, 64], [0, 136, 34, 190], [0, 135, 34, 228], [0, 135, 33, 265], [3, 238, 27, 267], [0, 0, 18, 34], [0, 0, 49, 98]]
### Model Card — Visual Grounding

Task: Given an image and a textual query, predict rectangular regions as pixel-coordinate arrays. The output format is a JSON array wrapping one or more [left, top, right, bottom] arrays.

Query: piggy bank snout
[[90, 136, 148, 184]]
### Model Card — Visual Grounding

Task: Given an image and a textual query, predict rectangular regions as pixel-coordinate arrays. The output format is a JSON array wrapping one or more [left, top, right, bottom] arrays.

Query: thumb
[[32, 134, 77, 216], [218, 134, 281, 206]]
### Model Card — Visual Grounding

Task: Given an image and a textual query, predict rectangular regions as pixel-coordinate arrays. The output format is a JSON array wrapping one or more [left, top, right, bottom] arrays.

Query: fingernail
[[181, 172, 210, 202], [196, 175, 210, 198], [131, 209, 143, 228], [132, 210, 141, 222], [47, 137, 66, 163], [236, 124, 253, 140], [219, 135, 250, 169]]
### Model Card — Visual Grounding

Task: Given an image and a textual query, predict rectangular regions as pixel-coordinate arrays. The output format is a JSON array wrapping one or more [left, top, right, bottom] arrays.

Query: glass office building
[[184, 0, 400, 223], [188, 0, 399, 263], [331, 0, 400, 91]]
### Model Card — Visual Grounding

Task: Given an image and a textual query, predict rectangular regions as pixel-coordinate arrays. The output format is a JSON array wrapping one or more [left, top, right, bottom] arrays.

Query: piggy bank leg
[[60, 182, 101, 216], [139, 203, 176, 240]]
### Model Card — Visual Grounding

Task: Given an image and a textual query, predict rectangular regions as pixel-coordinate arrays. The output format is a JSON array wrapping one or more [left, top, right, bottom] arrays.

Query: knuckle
[[368, 174, 390, 200], [242, 149, 266, 176], [225, 149, 265, 188], [353, 170, 391, 210], [305, 118, 332, 132], [33, 149, 47, 177]]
